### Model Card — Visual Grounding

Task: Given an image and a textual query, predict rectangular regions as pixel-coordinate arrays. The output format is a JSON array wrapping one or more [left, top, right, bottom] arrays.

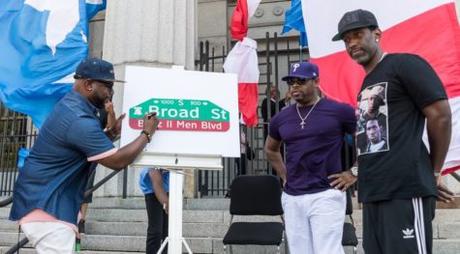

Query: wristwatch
[[350, 166, 358, 177], [141, 130, 152, 143]]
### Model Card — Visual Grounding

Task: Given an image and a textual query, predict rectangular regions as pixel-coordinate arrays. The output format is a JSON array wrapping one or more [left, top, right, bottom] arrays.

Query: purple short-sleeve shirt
[[269, 98, 356, 195]]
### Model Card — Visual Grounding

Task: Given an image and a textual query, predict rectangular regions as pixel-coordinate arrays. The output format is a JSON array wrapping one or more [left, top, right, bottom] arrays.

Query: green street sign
[[129, 98, 230, 132]]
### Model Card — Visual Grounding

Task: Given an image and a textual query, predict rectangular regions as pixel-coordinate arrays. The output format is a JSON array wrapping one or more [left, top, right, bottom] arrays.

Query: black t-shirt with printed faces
[[356, 53, 447, 203]]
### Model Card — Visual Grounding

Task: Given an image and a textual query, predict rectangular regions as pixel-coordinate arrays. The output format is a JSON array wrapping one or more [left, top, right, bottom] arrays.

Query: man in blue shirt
[[9, 58, 159, 254]]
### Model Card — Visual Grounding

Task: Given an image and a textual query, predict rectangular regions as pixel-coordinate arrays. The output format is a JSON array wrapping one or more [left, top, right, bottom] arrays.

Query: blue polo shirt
[[9, 90, 116, 225]]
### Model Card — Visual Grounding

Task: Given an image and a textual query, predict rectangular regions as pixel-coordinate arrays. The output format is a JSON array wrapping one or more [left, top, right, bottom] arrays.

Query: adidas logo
[[402, 228, 415, 239]]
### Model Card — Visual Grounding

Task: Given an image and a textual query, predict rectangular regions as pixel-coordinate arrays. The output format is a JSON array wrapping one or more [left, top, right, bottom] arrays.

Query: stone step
[[88, 197, 231, 210], [1, 203, 460, 253], [3, 218, 460, 240], [84, 221, 229, 238], [2, 206, 459, 224], [0, 219, 17, 232], [0, 207, 231, 223], [1, 232, 459, 254], [87, 209, 231, 223], [0, 232, 31, 247], [0, 232, 286, 254], [2, 208, 460, 236], [0, 248, 143, 254]]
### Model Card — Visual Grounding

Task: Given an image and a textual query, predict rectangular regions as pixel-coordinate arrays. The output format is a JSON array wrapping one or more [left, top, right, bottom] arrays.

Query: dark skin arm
[[423, 99, 454, 203], [329, 131, 358, 191], [97, 113, 159, 170], [328, 137, 357, 192], [265, 136, 287, 186], [149, 169, 169, 214], [328, 170, 357, 192], [104, 100, 125, 141]]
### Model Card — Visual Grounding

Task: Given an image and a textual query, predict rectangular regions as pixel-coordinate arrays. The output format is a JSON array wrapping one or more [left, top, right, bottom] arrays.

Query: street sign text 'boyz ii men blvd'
[[129, 98, 230, 132]]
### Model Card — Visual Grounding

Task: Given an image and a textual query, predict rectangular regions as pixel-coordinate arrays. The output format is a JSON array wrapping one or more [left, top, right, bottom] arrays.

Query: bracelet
[[434, 172, 441, 177], [350, 166, 358, 177], [141, 130, 151, 143]]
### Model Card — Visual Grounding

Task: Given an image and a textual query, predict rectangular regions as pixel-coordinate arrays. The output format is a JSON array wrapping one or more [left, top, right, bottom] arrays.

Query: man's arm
[[97, 113, 159, 170], [423, 99, 451, 173], [264, 136, 287, 185], [149, 169, 169, 214], [422, 99, 454, 202], [328, 166, 357, 192]]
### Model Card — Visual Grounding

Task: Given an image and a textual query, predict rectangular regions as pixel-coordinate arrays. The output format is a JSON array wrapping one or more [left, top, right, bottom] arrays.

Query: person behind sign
[[261, 85, 285, 140], [139, 167, 170, 254], [265, 61, 357, 254], [9, 58, 160, 254], [333, 9, 454, 254]]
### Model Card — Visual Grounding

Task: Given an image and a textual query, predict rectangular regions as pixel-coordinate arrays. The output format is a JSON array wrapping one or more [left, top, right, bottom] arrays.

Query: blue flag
[[0, 0, 106, 128], [282, 0, 308, 47]]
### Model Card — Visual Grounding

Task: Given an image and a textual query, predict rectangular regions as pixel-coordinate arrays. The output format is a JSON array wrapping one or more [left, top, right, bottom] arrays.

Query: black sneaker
[[78, 220, 85, 234]]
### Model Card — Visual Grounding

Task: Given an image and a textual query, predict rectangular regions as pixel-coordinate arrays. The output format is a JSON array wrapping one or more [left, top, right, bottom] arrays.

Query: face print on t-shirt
[[356, 82, 390, 156]]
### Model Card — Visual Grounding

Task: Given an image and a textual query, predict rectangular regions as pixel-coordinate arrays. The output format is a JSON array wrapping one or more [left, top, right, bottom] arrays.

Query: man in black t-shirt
[[333, 9, 454, 254]]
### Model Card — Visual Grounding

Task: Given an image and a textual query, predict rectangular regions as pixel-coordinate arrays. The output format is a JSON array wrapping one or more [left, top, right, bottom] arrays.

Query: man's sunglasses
[[286, 78, 312, 86], [88, 79, 114, 88]]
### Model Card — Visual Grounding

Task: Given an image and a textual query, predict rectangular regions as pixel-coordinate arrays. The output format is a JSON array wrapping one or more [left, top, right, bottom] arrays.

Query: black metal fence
[[0, 105, 37, 196], [195, 32, 310, 197]]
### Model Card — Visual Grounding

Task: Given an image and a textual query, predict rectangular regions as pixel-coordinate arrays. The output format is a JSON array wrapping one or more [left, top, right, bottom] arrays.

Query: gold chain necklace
[[296, 98, 320, 129]]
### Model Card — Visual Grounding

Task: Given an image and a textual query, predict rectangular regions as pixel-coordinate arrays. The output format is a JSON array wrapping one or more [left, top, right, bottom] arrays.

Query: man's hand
[[143, 112, 159, 136], [162, 199, 169, 215], [328, 170, 357, 192], [104, 100, 116, 128], [111, 113, 126, 137], [280, 175, 286, 188], [436, 175, 454, 203]]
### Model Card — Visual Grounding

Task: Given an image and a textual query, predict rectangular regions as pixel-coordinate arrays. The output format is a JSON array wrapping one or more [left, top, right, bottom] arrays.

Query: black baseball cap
[[74, 58, 125, 87], [332, 9, 379, 41]]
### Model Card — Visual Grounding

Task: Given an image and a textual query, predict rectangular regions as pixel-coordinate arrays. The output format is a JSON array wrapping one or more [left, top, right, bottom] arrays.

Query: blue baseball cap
[[74, 58, 125, 86], [282, 62, 319, 81]]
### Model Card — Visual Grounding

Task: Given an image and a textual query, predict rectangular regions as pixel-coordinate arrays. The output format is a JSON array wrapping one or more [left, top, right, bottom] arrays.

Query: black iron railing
[[0, 167, 126, 254], [195, 32, 307, 196]]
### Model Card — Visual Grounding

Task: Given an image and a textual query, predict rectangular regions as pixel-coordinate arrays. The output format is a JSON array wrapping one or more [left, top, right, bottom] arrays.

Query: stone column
[[94, 0, 197, 198]]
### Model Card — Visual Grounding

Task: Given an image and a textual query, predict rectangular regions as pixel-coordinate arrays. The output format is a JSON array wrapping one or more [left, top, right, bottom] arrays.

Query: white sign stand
[[157, 170, 191, 254], [134, 154, 223, 254], [152, 161, 223, 254], [121, 65, 238, 254]]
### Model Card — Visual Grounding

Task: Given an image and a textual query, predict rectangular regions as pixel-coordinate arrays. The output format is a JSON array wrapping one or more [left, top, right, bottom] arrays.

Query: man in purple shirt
[[265, 61, 356, 254]]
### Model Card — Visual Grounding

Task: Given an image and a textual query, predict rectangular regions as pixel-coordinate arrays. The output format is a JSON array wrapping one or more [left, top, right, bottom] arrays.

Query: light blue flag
[[0, 0, 106, 128], [282, 0, 308, 47]]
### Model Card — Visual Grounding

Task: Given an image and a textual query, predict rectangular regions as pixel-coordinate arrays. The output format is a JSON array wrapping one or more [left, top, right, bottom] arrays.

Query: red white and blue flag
[[300, 0, 460, 174], [225, 0, 261, 127]]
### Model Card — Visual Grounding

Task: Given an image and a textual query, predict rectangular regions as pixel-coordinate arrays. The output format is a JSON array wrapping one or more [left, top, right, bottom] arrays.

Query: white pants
[[21, 222, 76, 254], [282, 189, 346, 254]]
